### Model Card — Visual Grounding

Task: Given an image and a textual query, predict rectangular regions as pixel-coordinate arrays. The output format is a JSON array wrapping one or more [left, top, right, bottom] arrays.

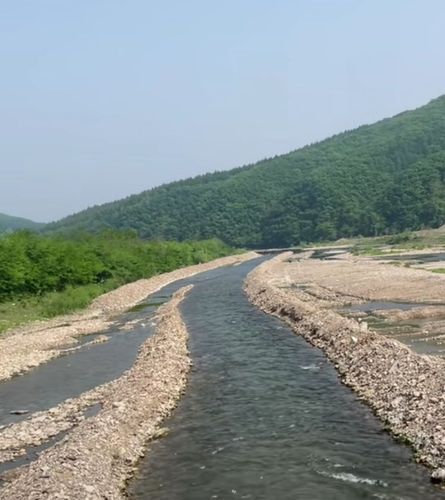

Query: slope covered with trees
[[45, 95, 445, 247], [0, 213, 44, 233]]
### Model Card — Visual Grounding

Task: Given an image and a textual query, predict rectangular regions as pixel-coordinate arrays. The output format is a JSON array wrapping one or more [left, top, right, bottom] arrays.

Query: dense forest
[[0, 213, 44, 233], [0, 231, 232, 317], [45, 95, 445, 247]]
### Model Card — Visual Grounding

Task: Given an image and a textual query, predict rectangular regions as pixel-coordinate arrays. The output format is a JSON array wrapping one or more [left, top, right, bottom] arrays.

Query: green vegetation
[[0, 284, 107, 333], [350, 245, 386, 256], [0, 212, 44, 233], [348, 227, 445, 256], [385, 232, 418, 245], [44, 95, 445, 247], [0, 231, 233, 333]]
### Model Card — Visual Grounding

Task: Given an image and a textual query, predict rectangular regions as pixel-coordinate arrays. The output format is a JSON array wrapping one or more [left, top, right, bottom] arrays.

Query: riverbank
[[0, 285, 192, 499], [0, 251, 258, 381], [245, 253, 445, 482]]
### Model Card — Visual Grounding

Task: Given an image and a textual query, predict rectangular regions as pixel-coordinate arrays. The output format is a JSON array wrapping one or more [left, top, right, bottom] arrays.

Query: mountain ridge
[[0, 213, 44, 233], [45, 95, 445, 247]]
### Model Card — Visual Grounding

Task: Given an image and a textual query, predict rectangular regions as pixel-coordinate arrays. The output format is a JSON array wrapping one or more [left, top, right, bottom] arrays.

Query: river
[[129, 259, 441, 499], [0, 258, 442, 498]]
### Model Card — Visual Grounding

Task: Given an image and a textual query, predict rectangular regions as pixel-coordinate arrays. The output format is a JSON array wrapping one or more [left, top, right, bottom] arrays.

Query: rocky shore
[[0, 285, 193, 499], [245, 253, 445, 483], [0, 252, 258, 381]]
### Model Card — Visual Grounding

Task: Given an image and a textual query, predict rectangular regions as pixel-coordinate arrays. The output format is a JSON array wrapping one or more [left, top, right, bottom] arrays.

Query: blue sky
[[1, 0, 445, 222]]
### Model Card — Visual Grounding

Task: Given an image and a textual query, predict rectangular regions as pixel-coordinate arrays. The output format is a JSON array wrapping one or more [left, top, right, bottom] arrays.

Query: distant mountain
[[45, 95, 445, 247], [0, 213, 44, 233]]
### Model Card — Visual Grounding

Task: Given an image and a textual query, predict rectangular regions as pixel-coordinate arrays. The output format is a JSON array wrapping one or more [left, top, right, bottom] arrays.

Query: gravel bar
[[245, 253, 445, 484], [0, 285, 192, 499]]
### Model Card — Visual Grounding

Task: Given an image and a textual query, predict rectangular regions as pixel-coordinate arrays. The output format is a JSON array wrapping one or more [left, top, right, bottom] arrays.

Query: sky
[[1, 0, 445, 222]]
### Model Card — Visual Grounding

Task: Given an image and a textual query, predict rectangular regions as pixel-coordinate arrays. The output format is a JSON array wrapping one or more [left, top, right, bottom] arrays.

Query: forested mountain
[[0, 213, 44, 233], [45, 95, 445, 247]]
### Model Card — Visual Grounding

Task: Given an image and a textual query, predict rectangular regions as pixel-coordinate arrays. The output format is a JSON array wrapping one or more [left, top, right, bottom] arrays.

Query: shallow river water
[[0, 307, 158, 426], [129, 259, 442, 500]]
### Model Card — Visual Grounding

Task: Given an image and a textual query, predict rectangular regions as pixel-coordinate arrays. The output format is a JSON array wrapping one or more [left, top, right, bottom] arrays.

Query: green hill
[[45, 95, 445, 247], [0, 213, 44, 233]]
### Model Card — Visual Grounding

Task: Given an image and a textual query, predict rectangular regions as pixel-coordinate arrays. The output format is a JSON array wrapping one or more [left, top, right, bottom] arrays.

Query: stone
[[431, 468, 445, 483]]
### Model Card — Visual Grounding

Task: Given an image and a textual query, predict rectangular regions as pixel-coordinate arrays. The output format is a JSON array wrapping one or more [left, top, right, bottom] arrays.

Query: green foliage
[[0, 284, 109, 334], [350, 245, 385, 256], [0, 230, 233, 304], [44, 95, 445, 247], [385, 232, 417, 245], [39, 284, 107, 317]]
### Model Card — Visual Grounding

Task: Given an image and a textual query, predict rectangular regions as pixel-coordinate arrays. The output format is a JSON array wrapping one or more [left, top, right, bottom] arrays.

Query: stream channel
[[129, 259, 442, 500], [0, 258, 443, 498]]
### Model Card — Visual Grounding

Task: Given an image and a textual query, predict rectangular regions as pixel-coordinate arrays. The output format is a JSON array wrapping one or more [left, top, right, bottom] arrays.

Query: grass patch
[[0, 283, 112, 335], [385, 232, 417, 245], [318, 228, 445, 256], [349, 231, 442, 256], [350, 245, 386, 256]]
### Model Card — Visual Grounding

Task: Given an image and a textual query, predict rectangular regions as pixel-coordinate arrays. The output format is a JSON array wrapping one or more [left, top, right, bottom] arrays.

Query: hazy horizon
[[2, 1, 445, 223]]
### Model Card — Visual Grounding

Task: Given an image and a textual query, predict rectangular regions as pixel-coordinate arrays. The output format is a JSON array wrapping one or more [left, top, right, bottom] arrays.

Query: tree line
[[0, 230, 233, 302]]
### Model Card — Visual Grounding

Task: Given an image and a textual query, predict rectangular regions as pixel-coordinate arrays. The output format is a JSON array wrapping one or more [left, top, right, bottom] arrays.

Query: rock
[[152, 427, 170, 439], [112, 401, 126, 411], [9, 410, 29, 415], [431, 468, 445, 483]]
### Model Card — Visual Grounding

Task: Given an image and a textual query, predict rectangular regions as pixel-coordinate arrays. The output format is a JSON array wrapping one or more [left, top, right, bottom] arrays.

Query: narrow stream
[[0, 265, 248, 430], [129, 259, 442, 500], [0, 266, 246, 428], [0, 305, 158, 426]]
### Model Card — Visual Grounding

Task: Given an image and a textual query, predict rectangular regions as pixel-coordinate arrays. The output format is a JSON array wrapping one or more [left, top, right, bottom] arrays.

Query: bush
[[385, 232, 416, 245]]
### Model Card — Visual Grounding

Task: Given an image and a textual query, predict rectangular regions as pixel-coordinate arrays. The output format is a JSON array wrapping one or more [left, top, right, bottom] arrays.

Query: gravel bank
[[282, 251, 445, 304], [245, 253, 445, 483], [0, 252, 258, 381], [0, 285, 193, 499]]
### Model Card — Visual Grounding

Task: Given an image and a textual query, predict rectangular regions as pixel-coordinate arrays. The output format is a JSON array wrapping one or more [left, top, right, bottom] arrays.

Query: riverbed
[[129, 259, 441, 499]]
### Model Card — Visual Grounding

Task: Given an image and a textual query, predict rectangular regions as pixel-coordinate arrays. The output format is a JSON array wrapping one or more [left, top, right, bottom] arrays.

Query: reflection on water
[[129, 260, 442, 500]]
